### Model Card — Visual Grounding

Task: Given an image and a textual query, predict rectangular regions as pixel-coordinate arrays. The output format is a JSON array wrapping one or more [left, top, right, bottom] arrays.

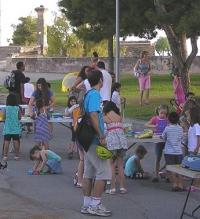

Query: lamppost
[[115, 0, 120, 82]]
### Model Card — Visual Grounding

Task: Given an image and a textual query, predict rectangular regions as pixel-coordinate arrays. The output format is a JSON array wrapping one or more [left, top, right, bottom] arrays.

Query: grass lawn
[[0, 74, 199, 120], [50, 74, 200, 120]]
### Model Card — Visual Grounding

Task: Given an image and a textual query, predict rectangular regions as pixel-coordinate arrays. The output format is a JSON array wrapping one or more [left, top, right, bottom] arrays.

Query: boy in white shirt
[[24, 77, 35, 103]]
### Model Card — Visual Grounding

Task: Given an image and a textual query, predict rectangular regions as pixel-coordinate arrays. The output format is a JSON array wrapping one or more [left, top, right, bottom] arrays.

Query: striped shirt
[[162, 124, 183, 155]]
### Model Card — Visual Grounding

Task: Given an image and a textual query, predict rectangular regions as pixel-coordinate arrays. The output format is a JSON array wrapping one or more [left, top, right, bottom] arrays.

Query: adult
[[81, 70, 112, 216], [91, 51, 99, 69], [29, 78, 55, 117], [97, 61, 112, 105], [134, 51, 151, 106], [71, 66, 91, 90], [71, 66, 91, 103], [9, 61, 26, 104]]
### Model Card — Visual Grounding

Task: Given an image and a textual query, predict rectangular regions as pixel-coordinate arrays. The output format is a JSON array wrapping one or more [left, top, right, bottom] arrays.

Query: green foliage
[[155, 37, 171, 56], [12, 16, 37, 46], [47, 15, 109, 57], [50, 74, 200, 119], [47, 15, 84, 56]]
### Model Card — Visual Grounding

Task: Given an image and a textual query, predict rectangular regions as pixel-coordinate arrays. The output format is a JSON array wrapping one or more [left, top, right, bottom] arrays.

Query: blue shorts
[[46, 160, 62, 174], [164, 154, 183, 165]]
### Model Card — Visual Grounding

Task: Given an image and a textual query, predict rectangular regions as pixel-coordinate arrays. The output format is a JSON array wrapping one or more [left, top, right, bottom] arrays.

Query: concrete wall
[[6, 56, 200, 74]]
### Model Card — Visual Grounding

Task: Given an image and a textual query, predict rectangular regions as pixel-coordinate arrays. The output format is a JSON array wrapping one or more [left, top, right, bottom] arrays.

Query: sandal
[[14, 156, 20, 161], [109, 188, 116, 195], [120, 188, 127, 194], [76, 183, 82, 188]]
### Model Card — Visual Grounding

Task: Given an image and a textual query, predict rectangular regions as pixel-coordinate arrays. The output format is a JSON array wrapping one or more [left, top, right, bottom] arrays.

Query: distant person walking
[[134, 51, 151, 106], [9, 62, 26, 104]]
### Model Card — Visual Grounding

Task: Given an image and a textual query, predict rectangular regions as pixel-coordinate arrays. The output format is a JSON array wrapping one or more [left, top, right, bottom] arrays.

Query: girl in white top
[[187, 107, 200, 154], [111, 82, 121, 111]]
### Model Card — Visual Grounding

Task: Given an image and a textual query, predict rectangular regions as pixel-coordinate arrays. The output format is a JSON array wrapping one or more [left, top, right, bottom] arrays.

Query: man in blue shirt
[[81, 70, 112, 217]]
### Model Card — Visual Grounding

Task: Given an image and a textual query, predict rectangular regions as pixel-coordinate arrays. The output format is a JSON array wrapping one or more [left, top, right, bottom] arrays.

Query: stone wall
[[6, 56, 200, 74], [0, 46, 41, 60]]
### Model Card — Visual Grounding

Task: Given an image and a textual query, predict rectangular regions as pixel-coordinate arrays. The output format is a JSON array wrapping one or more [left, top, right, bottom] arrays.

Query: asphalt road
[[0, 120, 199, 219]]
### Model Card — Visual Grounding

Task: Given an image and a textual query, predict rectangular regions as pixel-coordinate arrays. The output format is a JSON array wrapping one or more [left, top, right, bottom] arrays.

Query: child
[[179, 115, 189, 155], [24, 77, 35, 104], [162, 112, 184, 191], [65, 96, 79, 159], [65, 96, 83, 188], [145, 104, 169, 182], [187, 107, 200, 155], [103, 101, 128, 194], [172, 68, 185, 106], [125, 145, 147, 179], [2, 93, 22, 161], [30, 145, 62, 174], [111, 82, 122, 111], [24, 77, 35, 133], [34, 99, 52, 149]]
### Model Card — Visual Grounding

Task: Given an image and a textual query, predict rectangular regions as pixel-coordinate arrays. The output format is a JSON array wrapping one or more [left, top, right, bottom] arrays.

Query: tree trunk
[[154, 0, 198, 95], [107, 36, 114, 73]]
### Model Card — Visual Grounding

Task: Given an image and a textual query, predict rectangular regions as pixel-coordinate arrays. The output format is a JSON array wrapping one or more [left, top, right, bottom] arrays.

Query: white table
[[21, 117, 73, 128], [127, 136, 164, 150], [167, 165, 200, 219], [0, 104, 28, 109]]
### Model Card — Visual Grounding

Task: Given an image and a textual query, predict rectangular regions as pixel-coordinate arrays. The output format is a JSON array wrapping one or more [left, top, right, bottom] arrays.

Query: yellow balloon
[[61, 72, 79, 92]]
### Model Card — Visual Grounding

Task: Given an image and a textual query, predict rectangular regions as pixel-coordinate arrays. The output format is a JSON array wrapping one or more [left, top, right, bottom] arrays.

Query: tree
[[146, 0, 199, 93], [59, 0, 157, 72], [155, 37, 171, 56], [59, 0, 116, 72], [47, 15, 83, 56], [12, 16, 37, 46]]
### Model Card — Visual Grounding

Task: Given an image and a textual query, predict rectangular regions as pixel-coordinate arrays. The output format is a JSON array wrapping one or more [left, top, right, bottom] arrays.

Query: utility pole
[[115, 0, 120, 82]]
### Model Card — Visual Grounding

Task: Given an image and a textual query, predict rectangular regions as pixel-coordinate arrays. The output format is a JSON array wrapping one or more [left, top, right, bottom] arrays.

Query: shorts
[[155, 142, 165, 160], [138, 75, 151, 91], [112, 149, 126, 159], [4, 134, 20, 141], [164, 154, 183, 165], [84, 144, 112, 181], [46, 160, 62, 174]]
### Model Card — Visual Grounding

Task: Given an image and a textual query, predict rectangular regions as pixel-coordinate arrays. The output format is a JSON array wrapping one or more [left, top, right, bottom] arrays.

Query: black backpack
[[4, 71, 15, 90], [76, 90, 96, 152]]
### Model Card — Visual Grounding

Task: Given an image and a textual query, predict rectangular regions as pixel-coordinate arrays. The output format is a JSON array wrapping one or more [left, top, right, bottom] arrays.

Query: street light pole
[[115, 0, 120, 82]]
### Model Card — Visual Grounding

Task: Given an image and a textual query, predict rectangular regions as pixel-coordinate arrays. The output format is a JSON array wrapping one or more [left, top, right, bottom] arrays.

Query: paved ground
[[0, 119, 200, 219], [0, 68, 200, 218]]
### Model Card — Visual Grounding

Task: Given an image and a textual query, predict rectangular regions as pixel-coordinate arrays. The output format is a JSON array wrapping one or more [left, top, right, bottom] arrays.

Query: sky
[[1, 0, 59, 45], [0, 0, 199, 55]]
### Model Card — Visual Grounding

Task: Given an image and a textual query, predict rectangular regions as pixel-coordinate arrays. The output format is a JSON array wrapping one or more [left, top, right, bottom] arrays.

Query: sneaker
[[81, 206, 89, 214], [87, 204, 112, 217]]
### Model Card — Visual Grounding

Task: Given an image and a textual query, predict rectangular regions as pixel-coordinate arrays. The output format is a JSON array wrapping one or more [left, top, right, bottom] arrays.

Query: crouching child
[[30, 145, 62, 174]]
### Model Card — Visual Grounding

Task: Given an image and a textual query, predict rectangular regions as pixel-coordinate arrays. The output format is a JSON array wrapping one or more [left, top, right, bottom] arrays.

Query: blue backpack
[[182, 155, 200, 171]]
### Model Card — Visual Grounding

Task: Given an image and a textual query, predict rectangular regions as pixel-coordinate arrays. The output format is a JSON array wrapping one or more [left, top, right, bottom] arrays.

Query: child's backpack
[[182, 155, 200, 171], [4, 71, 16, 90]]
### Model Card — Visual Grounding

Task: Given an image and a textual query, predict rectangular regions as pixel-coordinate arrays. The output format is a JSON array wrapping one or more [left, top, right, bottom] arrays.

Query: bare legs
[[3, 140, 20, 160], [77, 149, 84, 186], [139, 89, 150, 106], [111, 157, 126, 191], [83, 178, 105, 198]]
